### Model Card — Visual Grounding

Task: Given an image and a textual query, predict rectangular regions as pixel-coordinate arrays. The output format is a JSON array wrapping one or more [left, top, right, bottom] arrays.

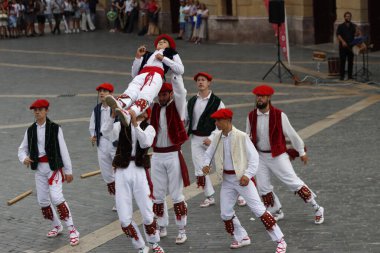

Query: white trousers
[[115, 162, 159, 249], [191, 135, 215, 197], [220, 174, 283, 242], [97, 141, 116, 184], [35, 163, 74, 228], [81, 13, 95, 31], [256, 152, 309, 194], [151, 151, 186, 228], [121, 72, 163, 116]]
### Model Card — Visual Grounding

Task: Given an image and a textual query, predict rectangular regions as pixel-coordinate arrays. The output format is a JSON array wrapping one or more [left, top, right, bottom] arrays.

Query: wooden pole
[[80, 170, 101, 179], [7, 190, 33, 206]]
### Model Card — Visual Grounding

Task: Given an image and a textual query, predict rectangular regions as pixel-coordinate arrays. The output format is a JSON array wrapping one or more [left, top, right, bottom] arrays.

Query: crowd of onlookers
[[0, 0, 209, 41], [0, 0, 97, 39], [106, 0, 159, 36], [177, 0, 208, 44], [101, 0, 210, 42]]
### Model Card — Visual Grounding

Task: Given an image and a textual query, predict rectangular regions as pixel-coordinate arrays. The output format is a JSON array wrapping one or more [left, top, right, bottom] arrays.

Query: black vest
[[187, 93, 221, 136], [93, 103, 118, 147], [27, 118, 64, 171], [138, 48, 178, 77], [112, 120, 151, 169]]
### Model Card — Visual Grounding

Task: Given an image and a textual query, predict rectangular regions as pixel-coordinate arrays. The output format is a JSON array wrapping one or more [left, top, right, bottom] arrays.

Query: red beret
[[145, 107, 152, 120], [154, 34, 176, 50], [159, 82, 173, 93], [210, 108, 233, 119], [96, 83, 114, 92], [30, 99, 50, 109], [194, 72, 213, 81], [252, 85, 275, 96]]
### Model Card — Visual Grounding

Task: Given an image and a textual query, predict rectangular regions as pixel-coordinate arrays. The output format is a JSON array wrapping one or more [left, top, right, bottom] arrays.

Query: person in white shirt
[[185, 72, 246, 207], [101, 106, 165, 253], [202, 108, 287, 252], [18, 99, 80, 247], [246, 85, 324, 225], [149, 75, 190, 245], [89, 83, 117, 210], [105, 34, 184, 127]]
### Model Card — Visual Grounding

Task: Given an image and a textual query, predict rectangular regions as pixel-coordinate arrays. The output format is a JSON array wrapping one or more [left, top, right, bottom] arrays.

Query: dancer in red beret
[[247, 85, 324, 225], [105, 34, 184, 127], [101, 102, 165, 253], [89, 83, 118, 210], [18, 99, 80, 246], [202, 108, 287, 252], [149, 74, 190, 245], [185, 72, 247, 208]]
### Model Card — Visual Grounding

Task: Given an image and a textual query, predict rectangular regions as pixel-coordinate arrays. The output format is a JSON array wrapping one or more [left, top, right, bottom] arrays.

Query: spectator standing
[[137, 0, 148, 35], [63, 0, 73, 33], [80, 0, 95, 31], [184, 0, 195, 41], [9, 0, 20, 38], [0, 0, 8, 39], [24, 0, 36, 36], [195, 3, 207, 44], [88, 0, 96, 23], [107, 0, 117, 32], [44, 0, 53, 32], [146, 0, 159, 36], [17, 0, 26, 36], [35, 0, 46, 35], [115, 0, 125, 31], [51, 0, 64, 34], [72, 0, 80, 32], [176, 0, 185, 40], [124, 0, 137, 33], [190, 3, 201, 42]]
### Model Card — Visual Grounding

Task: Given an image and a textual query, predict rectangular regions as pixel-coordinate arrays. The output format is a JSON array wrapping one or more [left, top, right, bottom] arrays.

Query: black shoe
[[176, 36, 183, 40]]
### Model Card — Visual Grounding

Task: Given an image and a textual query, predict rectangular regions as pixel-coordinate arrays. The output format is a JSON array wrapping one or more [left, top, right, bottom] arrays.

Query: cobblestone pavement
[[0, 31, 379, 253]]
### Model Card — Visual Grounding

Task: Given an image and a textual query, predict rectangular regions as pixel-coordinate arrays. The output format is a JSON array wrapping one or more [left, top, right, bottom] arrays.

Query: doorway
[[313, 0, 336, 44], [369, 0, 380, 51], [170, 0, 180, 33]]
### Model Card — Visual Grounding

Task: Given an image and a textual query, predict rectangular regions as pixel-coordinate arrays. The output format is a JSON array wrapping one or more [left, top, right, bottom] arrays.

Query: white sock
[[309, 198, 320, 211]]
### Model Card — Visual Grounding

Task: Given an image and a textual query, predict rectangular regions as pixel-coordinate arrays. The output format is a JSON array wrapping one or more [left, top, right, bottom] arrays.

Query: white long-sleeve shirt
[[18, 122, 73, 175], [155, 74, 187, 148], [203, 129, 259, 178], [131, 49, 184, 78], [184, 91, 225, 140], [101, 118, 156, 156], [89, 105, 115, 152], [246, 110, 306, 156]]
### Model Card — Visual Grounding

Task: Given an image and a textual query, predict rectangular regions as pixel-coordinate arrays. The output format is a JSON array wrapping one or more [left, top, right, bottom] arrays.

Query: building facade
[[157, 0, 378, 50]]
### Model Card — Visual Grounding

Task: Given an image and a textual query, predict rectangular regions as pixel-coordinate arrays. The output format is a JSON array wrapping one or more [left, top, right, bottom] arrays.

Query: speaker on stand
[[263, 0, 295, 83]]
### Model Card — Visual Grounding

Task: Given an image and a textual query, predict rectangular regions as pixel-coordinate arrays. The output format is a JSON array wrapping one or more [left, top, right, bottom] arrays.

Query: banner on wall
[[263, 0, 291, 64]]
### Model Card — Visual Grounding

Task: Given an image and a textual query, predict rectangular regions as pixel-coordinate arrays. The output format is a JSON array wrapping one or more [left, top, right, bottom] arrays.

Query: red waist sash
[[153, 145, 190, 187]]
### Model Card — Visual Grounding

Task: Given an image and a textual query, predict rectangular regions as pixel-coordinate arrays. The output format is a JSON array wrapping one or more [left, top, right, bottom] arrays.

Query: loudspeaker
[[269, 0, 285, 24]]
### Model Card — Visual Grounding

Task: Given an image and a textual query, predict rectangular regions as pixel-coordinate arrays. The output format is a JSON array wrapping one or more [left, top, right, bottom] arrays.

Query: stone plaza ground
[[0, 31, 379, 253]]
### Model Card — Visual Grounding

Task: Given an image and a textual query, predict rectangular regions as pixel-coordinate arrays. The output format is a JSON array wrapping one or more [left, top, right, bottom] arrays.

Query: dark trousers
[[53, 13, 63, 34], [339, 47, 354, 79], [125, 9, 138, 33]]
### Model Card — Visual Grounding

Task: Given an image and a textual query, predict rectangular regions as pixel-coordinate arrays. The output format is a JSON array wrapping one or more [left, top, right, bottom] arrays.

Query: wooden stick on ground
[[80, 153, 153, 179], [7, 190, 33, 206], [80, 169, 101, 179]]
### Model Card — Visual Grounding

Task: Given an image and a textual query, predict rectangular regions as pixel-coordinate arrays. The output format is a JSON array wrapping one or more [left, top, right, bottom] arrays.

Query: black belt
[[192, 130, 209, 137], [258, 150, 271, 153]]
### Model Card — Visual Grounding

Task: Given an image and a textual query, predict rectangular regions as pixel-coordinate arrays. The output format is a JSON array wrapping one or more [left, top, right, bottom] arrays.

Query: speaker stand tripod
[[353, 48, 371, 82], [262, 24, 295, 83]]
